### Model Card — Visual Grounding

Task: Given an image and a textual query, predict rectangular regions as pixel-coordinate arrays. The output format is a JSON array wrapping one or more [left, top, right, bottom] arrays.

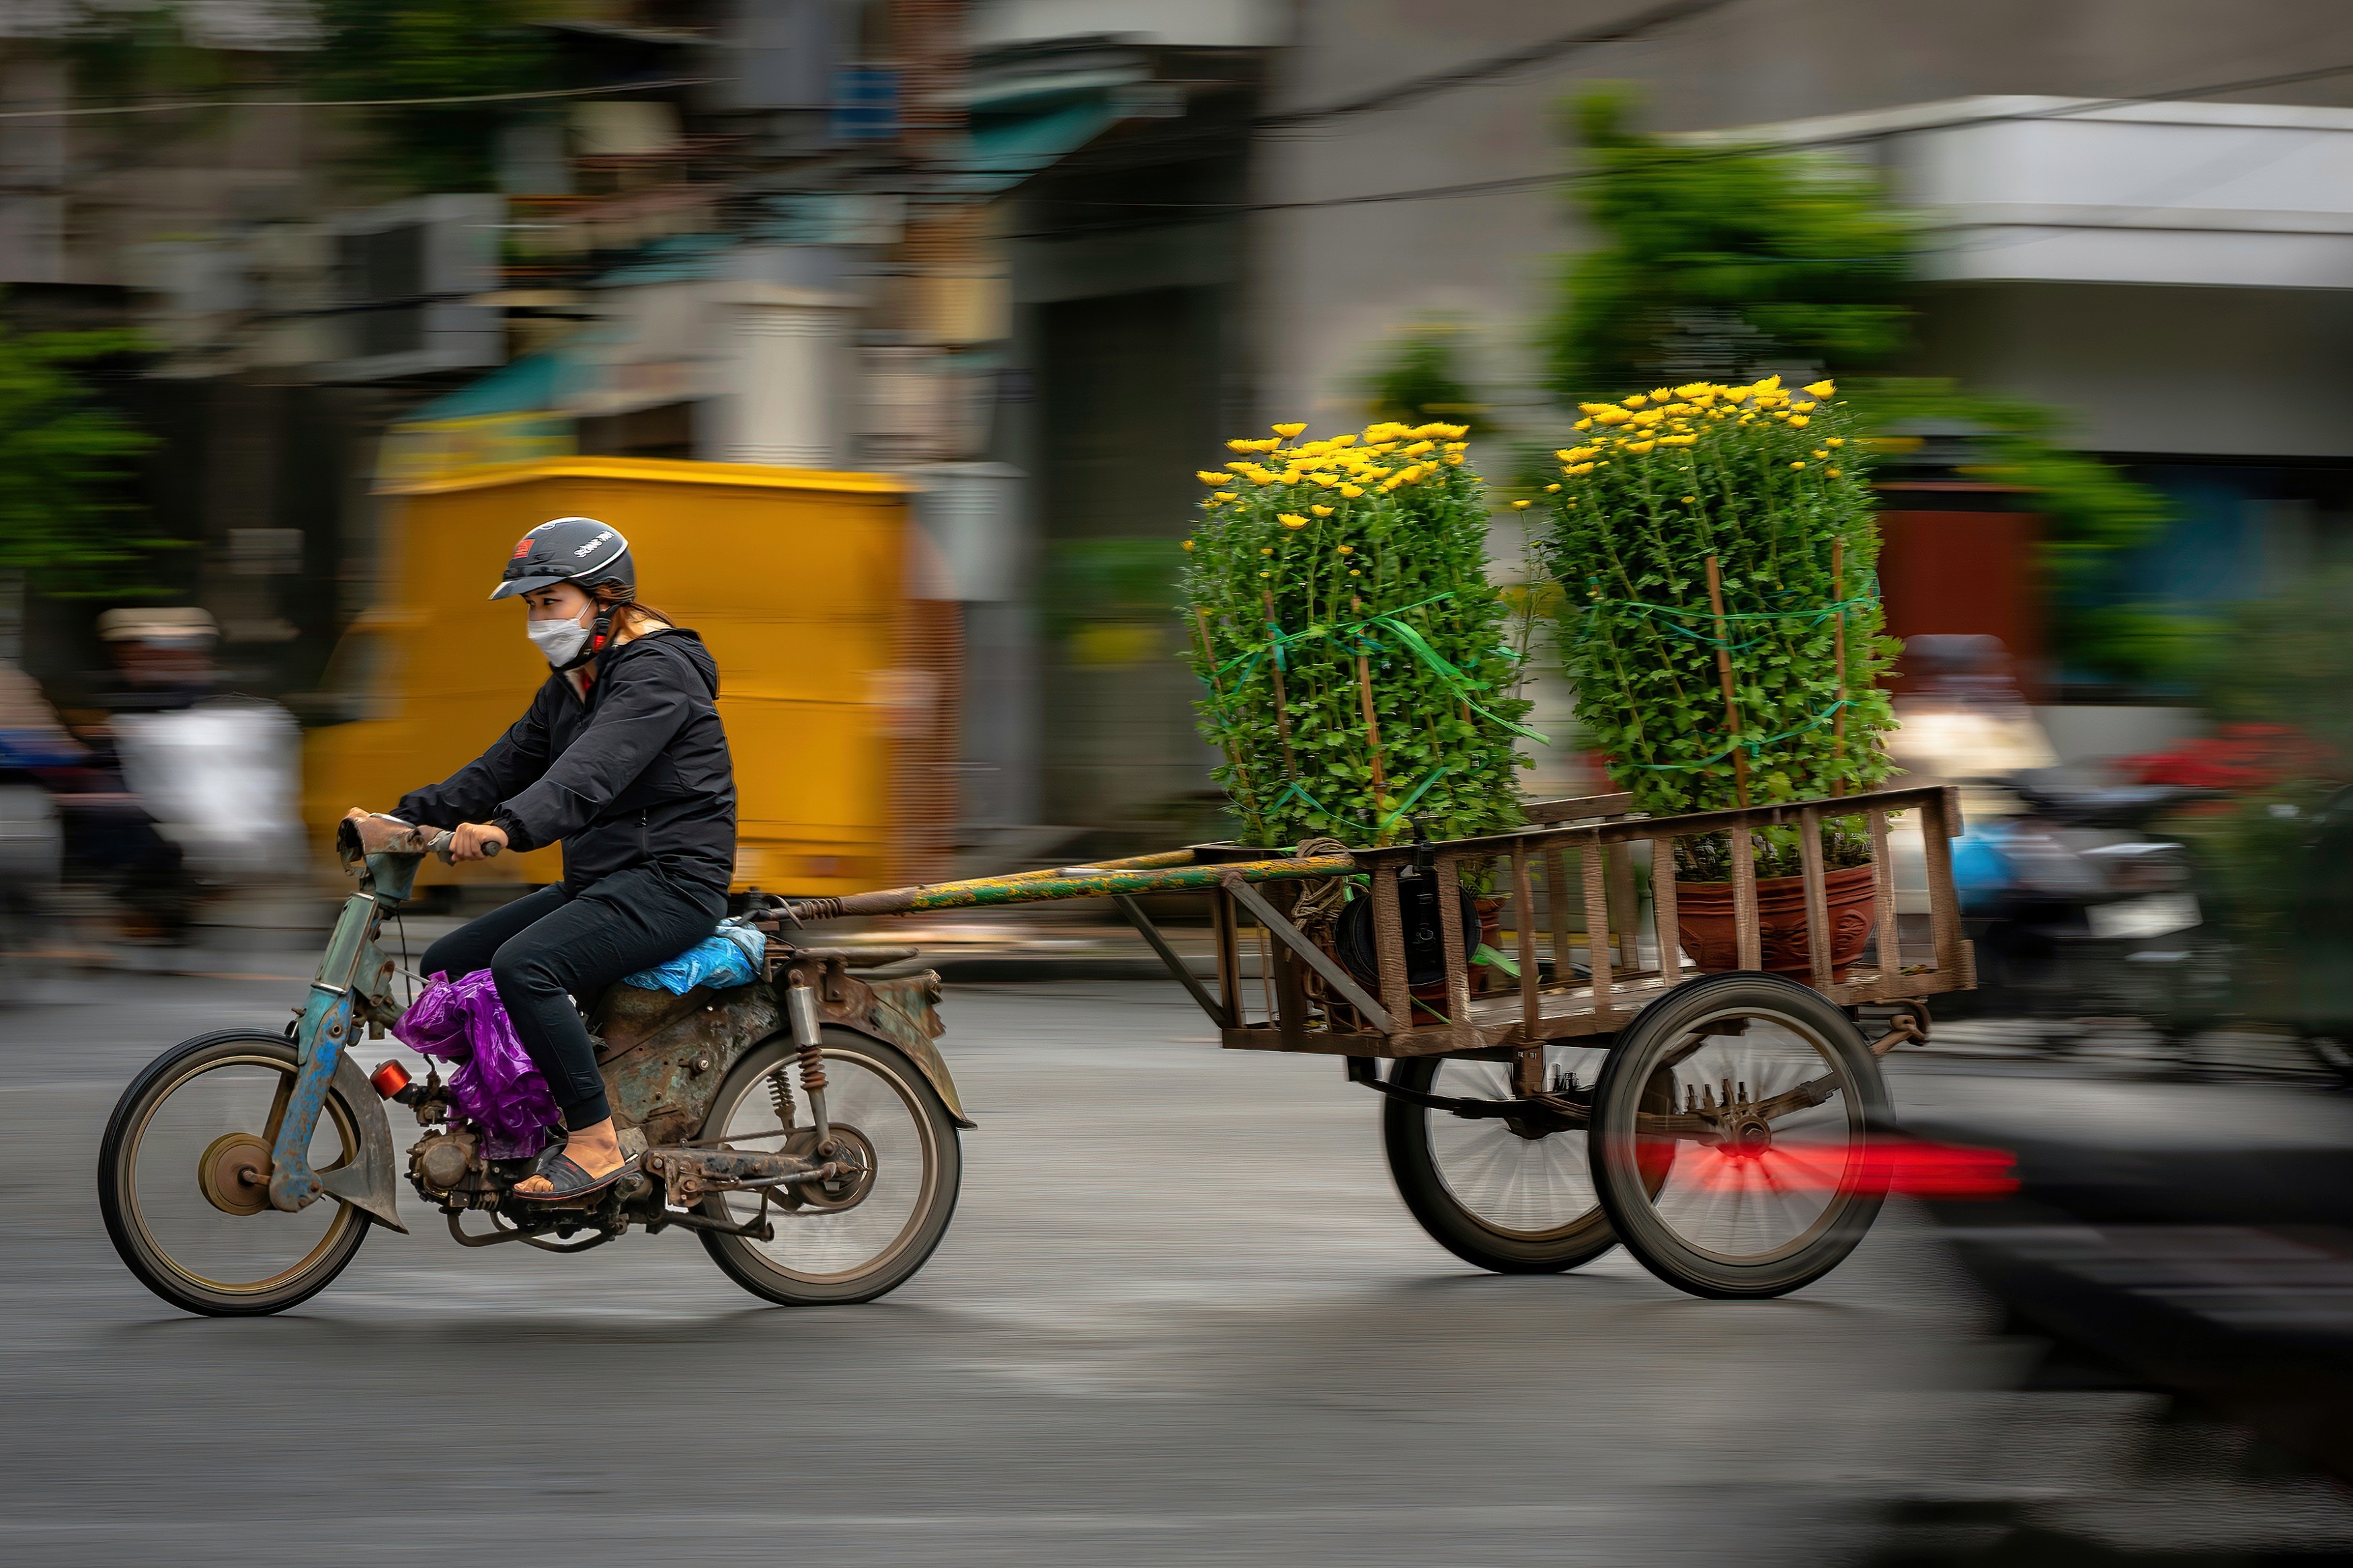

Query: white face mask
[[526, 614, 590, 668]]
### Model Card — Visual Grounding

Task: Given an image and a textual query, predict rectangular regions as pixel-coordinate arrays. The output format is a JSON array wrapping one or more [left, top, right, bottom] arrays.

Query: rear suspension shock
[[785, 982, 833, 1154]]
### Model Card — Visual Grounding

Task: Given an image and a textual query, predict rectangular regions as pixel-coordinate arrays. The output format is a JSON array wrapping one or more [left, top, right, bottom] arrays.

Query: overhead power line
[[996, 57, 2353, 240], [1260, 0, 1750, 128], [0, 75, 729, 122]]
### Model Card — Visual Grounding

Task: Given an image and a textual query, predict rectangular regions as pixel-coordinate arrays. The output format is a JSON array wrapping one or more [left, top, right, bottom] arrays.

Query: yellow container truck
[[303, 456, 956, 897]]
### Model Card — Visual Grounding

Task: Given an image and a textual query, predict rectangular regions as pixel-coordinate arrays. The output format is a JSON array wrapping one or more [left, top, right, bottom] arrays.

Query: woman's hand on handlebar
[[450, 822, 508, 862]]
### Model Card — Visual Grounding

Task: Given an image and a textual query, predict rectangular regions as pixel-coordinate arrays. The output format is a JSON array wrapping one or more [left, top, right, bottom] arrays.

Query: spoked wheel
[[97, 1031, 371, 1317], [1588, 973, 1893, 1299], [695, 1028, 961, 1306], [1384, 1044, 1669, 1273]]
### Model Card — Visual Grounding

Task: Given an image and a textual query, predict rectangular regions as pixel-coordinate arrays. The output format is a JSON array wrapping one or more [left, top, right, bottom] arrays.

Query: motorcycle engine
[[407, 1127, 481, 1202]]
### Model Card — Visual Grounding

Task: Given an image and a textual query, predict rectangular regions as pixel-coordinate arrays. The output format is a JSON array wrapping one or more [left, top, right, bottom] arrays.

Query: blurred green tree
[[0, 315, 162, 595], [1542, 87, 2192, 686], [313, 0, 563, 192], [1542, 86, 1913, 398], [1364, 322, 1491, 436]]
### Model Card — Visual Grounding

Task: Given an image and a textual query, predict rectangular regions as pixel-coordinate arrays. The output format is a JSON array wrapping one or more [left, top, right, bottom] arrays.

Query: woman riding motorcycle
[[348, 517, 735, 1201]]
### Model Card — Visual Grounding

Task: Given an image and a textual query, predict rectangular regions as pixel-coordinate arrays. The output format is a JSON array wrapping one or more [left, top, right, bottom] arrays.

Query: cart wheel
[[1382, 1044, 1667, 1274], [1587, 973, 1892, 1300]]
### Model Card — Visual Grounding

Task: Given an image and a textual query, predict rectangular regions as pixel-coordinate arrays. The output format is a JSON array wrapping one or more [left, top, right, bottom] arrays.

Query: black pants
[[419, 866, 724, 1128]]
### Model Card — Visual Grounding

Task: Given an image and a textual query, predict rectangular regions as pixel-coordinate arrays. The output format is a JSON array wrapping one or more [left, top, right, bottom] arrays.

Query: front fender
[[319, 1049, 407, 1233]]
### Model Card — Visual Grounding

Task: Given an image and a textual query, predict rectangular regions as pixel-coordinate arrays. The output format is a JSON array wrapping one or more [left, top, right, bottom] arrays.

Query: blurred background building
[[4, 0, 2350, 867]]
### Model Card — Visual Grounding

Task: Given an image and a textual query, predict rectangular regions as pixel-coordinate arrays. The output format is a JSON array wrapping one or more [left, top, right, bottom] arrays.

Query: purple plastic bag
[[392, 969, 561, 1159]]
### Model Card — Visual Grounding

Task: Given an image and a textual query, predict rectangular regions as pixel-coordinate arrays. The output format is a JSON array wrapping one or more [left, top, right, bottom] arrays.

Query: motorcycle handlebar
[[340, 815, 502, 866]]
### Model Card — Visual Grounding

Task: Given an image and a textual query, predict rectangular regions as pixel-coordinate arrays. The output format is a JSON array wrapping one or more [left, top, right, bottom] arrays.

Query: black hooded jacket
[[395, 629, 735, 893]]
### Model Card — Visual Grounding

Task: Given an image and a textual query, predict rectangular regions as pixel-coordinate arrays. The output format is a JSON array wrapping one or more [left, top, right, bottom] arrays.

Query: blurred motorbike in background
[[1948, 770, 2224, 1043], [0, 610, 304, 989]]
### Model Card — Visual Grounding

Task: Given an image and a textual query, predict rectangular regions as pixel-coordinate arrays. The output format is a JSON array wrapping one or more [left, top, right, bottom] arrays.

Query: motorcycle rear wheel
[[695, 1029, 961, 1306], [98, 1030, 370, 1317]]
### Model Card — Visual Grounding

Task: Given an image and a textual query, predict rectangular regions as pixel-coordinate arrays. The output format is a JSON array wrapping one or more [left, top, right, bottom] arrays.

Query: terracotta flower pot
[[1674, 863, 1878, 983]]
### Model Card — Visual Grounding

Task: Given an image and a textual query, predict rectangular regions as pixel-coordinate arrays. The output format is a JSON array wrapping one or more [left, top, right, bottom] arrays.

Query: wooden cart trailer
[[772, 782, 1974, 1299]]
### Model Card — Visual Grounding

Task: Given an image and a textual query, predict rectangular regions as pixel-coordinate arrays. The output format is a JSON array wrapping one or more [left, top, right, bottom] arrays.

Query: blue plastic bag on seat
[[623, 917, 766, 994]]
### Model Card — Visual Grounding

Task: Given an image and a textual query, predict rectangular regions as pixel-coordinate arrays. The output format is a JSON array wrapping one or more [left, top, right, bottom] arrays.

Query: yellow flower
[[1430, 423, 1470, 439], [1622, 393, 1648, 408], [1361, 466, 1392, 480], [1213, 491, 1236, 501], [1804, 380, 1835, 398], [1826, 468, 1841, 477], [1573, 417, 1593, 431], [1510, 499, 1531, 509], [1565, 446, 1597, 461], [1791, 401, 1816, 414], [1339, 484, 1365, 497], [1674, 382, 1715, 401], [1277, 513, 1308, 529], [1681, 495, 1696, 503], [1566, 462, 1595, 475], [1195, 470, 1224, 485], [1825, 437, 1844, 448], [1228, 437, 1280, 453], [1261, 547, 1275, 555], [1813, 450, 1829, 459], [1446, 450, 1465, 464], [1593, 407, 1631, 425], [1658, 434, 1697, 446], [1271, 421, 1306, 438], [1260, 571, 1271, 579], [1754, 374, 1782, 393], [1336, 544, 1354, 555], [1650, 387, 1673, 403], [1309, 504, 1332, 517], [1624, 440, 1656, 454], [1402, 440, 1435, 456], [1722, 386, 1753, 404], [1577, 403, 1617, 416], [1786, 414, 1809, 428], [1543, 483, 1561, 493], [1790, 461, 1806, 469], [1181, 539, 1195, 550], [1348, 569, 1361, 577]]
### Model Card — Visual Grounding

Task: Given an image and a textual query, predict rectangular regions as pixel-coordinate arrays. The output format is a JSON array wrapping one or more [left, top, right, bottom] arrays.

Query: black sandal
[[514, 1151, 635, 1202]]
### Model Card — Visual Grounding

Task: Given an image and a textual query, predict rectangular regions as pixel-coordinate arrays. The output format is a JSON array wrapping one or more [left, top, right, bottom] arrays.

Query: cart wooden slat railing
[[1183, 782, 1970, 1065]]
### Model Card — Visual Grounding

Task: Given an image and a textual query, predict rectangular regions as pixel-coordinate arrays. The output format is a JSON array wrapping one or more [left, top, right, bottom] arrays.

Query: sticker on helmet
[[511, 538, 536, 559], [573, 531, 614, 558]]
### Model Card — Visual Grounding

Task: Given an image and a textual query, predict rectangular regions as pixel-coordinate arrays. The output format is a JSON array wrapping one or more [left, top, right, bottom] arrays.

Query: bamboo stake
[[1261, 587, 1298, 781], [1704, 554, 1750, 809], [1194, 608, 1265, 834], [1831, 537, 1847, 799], [1351, 595, 1390, 845]]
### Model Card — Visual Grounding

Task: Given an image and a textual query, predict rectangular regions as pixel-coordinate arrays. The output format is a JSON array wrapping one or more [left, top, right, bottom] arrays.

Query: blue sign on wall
[[832, 65, 901, 145]]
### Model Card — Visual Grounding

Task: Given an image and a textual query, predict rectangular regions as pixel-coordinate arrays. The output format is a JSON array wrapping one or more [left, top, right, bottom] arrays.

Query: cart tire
[[1382, 1048, 1657, 1274], [1588, 973, 1892, 1300]]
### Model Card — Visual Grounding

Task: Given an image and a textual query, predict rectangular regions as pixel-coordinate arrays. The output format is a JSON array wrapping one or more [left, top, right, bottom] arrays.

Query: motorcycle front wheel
[[98, 1030, 371, 1316], [695, 1029, 961, 1306]]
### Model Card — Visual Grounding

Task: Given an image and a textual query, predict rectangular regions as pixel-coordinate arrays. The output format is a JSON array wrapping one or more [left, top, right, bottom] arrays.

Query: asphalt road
[[0, 962, 2167, 1566]]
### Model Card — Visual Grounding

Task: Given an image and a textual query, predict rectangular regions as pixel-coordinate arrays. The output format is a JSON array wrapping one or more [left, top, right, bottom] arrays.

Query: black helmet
[[489, 516, 635, 602]]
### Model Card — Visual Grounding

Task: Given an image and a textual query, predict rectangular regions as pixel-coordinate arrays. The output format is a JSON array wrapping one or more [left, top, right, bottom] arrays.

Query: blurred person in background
[[1886, 634, 2057, 820], [48, 608, 218, 940], [0, 657, 74, 992]]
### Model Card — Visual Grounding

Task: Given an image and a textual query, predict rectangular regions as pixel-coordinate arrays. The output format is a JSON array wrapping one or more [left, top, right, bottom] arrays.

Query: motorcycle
[[1950, 770, 2223, 1042], [96, 814, 971, 1317]]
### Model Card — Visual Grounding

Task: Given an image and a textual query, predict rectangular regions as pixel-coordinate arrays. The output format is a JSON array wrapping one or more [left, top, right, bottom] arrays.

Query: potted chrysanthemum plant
[[1179, 418, 1540, 852], [1540, 376, 1899, 979]]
